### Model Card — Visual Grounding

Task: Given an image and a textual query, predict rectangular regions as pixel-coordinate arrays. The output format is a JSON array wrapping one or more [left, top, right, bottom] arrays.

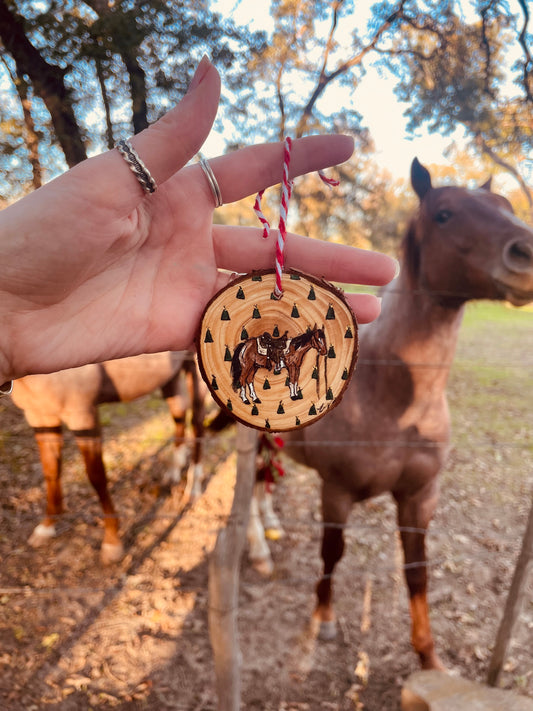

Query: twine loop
[[254, 137, 340, 299]]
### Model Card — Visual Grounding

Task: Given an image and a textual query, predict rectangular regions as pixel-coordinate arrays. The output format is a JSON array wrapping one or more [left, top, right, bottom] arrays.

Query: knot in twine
[[253, 136, 340, 300]]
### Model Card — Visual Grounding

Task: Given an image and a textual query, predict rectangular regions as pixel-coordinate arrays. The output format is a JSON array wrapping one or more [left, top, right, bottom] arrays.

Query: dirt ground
[[1, 324, 532, 709]]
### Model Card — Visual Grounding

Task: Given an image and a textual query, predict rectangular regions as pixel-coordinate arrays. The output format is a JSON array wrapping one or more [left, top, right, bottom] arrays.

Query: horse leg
[[239, 364, 252, 404], [394, 484, 445, 670], [313, 482, 352, 640], [28, 426, 64, 547], [256, 480, 284, 540], [247, 481, 274, 576], [247, 380, 261, 404], [162, 383, 191, 489], [287, 366, 299, 400], [75, 429, 124, 565], [164, 358, 205, 503], [246, 365, 261, 404]]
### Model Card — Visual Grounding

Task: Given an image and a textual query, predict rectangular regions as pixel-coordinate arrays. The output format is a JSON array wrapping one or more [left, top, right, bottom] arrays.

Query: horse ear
[[480, 176, 492, 192], [411, 158, 432, 201]]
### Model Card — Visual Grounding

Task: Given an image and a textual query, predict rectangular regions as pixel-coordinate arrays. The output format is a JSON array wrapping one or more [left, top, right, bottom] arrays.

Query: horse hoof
[[253, 398, 262, 404], [290, 395, 299, 401], [264, 527, 284, 541], [318, 620, 337, 641], [311, 614, 337, 641], [251, 556, 274, 577], [100, 542, 125, 565], [420, 651, 447, 671], [28, 523, 57, 547]]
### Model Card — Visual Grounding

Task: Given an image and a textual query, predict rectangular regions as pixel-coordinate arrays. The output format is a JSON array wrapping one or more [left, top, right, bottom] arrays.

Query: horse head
[[312, 325, 327, 356], [403, 158, 533, 307]]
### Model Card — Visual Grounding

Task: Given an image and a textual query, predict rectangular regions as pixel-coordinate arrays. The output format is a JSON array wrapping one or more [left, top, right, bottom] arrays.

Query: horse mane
[[401, 217, 421, 290], [292, 328, 320, 349], [291, 331, 311, 348]]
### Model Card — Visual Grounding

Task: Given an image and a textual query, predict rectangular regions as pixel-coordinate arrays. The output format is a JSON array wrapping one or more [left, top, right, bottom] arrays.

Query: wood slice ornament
[[197, 137, 358, 431], [197, 268, 358, 432]]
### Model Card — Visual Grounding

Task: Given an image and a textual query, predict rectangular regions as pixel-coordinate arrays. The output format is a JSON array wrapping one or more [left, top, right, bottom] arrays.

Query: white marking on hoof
[[183, 463, 204, 503], [247, 494, 274, 575], [100, 542, 125, 565], [28, 523, 57, 547], [251, 555, 274, 577], [164, 444, 190, 484], [257, 486, 285, 536], [318, 620, 337, 641]]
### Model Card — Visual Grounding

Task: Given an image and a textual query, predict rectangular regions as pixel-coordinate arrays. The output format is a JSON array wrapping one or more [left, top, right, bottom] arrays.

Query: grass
[[447, 300, 533, 486]]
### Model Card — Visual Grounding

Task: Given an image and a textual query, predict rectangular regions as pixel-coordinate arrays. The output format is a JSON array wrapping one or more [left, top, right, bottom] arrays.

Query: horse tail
[[315, 352, 320, 398], [231, 342, 246, 391]]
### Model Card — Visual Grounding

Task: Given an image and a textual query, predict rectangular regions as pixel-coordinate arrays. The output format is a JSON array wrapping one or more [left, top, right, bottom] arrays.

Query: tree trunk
[[95, 56, 115, 150], [0, 0, 87, 167], [208, 424, 258, 711], [0, 57, 42, 189], [487, 489, 533, 686], [122, 50, 149, 134]]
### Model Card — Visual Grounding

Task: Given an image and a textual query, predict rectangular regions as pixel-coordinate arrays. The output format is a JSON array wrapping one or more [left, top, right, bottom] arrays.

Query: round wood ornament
[[197, 268, 358, 432]]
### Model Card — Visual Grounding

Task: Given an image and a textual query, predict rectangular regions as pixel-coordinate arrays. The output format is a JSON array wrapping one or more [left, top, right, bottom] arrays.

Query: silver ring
[[198, 155, 223, 207], [116, 139, 157, 194]]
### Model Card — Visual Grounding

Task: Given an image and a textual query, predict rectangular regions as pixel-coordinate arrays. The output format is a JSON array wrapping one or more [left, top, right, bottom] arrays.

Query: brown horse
[[231, 326, 327, 403], [280, 159, 533, 669], [11, 352, 205, 564]]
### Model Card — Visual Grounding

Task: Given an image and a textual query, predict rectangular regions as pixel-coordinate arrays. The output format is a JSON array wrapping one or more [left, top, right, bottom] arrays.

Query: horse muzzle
[[502, 238, 533, 275], [493, 237, 533, 306]]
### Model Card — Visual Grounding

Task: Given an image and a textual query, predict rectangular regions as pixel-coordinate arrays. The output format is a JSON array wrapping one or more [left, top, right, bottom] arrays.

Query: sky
[[204, 0, 469, 181]]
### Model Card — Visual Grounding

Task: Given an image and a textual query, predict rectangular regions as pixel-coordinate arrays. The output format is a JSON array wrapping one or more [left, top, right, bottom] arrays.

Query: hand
[[0, 57, 397, 382]]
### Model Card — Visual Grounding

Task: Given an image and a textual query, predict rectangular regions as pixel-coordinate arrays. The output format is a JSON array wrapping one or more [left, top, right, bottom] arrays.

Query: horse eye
[[435, 209, 452, 224]]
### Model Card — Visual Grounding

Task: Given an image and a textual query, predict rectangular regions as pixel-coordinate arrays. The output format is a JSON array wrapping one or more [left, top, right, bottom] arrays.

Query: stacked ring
[[198, 155, 223, 207], [116, 139, 157, 194]]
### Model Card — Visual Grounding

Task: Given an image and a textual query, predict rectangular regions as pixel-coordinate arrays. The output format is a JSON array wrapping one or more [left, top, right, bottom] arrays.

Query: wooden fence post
[[208, 423, 258, 711], [487, 489, 533, 686]]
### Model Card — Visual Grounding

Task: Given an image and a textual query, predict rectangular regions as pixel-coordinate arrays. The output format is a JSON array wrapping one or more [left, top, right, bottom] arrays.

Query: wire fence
[[0, 297, 531, 601]]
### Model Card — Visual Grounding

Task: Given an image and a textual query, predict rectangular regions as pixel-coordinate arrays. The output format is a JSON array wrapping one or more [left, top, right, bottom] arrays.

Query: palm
[[0, 59, 397, 382]]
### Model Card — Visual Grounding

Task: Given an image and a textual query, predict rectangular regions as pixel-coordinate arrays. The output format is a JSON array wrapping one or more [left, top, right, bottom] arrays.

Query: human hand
[[0, 57, 397, 383]]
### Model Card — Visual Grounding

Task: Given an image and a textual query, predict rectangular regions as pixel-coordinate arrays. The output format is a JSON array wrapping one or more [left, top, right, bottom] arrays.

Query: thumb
[[77, 57, 221, 210], [135, 56, 221, 186]]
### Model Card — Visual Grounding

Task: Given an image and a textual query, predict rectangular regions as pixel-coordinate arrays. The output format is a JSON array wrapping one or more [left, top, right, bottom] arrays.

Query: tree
[[228, 0, 531, 234], [0, 0, 265, 200], [383, 0, 532, 209]]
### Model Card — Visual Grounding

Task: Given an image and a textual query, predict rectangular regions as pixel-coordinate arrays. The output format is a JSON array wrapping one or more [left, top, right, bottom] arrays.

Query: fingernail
[[393, 258, 401, 278], [187, 55, 212, 94]]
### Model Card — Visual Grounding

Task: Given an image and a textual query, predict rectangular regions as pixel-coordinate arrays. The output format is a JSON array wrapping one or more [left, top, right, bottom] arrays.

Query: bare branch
[[476, 133, 533, 210], [517, 0, 533, 102], [296, 0, 408, 136]]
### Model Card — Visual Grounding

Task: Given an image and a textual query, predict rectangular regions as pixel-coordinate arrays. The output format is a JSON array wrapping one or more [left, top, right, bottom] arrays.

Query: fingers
[[201, 134, 354, 205], [133, 57, 220, 188], [345, 292, 382, 324], [213, 225, 399, 286], [78, 57, 221, 210], [213, 256, 384, 325]]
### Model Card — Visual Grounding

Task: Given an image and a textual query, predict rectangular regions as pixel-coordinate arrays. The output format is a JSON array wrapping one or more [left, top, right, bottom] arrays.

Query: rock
[[402, 670, 533, 711]]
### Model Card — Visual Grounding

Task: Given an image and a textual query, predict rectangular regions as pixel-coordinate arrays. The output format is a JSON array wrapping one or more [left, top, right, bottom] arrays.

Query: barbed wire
[[0, 430, 531, 448], [0, 552, 487, 598]]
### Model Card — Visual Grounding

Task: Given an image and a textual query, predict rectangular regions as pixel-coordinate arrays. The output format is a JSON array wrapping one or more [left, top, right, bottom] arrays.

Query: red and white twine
[[254, 136, 339, 299]]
